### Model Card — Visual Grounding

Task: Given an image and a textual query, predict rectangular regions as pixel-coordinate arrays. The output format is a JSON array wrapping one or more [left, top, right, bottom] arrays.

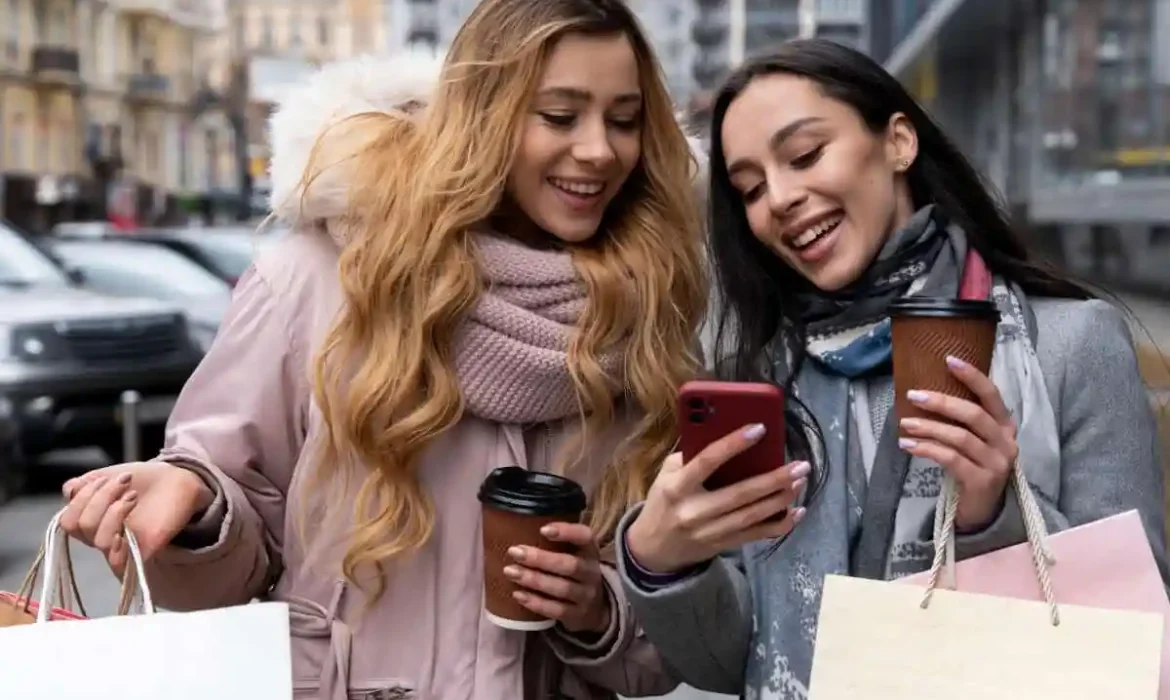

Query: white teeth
[[550, 178, 604, 196], [792, 215, 842, 249]]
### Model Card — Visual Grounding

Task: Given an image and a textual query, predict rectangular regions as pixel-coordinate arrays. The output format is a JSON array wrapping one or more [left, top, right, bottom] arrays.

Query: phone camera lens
[[689, 410, 706, 423], [688, 397, 706, 411]]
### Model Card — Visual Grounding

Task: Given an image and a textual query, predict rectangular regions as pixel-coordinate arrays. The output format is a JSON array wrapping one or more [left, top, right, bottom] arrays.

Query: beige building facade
[[210, 0, 389, 195], [0, 0, 232, 231]]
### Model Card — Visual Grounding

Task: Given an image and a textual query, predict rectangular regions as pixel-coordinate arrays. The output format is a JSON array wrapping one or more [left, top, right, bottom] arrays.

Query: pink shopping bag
[[901, 510, 1170, 697]]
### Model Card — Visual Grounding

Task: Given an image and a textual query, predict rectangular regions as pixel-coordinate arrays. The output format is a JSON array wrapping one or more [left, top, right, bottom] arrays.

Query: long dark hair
[[708, 39, 1094, 388]]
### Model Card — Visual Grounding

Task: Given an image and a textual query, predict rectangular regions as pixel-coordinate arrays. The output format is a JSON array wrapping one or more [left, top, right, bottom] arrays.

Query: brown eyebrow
[[537, 86, 642, 105], [726, 116, 826, 176]]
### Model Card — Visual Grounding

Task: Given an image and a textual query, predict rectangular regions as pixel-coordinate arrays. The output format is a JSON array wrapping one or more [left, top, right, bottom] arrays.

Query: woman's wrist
[[624, 524, 702, 586]]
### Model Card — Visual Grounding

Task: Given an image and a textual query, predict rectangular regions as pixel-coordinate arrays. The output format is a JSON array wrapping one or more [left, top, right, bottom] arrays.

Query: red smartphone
[[678, 380, 787, 491]]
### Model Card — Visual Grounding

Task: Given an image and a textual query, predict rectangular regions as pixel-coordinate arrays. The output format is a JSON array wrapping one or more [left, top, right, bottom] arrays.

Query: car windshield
[[0, 222, 69, 287], [179, 233, 257, 279], [52, 240, 229, 300]]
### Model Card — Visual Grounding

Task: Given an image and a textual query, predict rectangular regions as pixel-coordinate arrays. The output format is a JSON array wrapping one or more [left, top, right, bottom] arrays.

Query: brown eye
[[791, 145, 825, 170], [540, 112, 576, 128]]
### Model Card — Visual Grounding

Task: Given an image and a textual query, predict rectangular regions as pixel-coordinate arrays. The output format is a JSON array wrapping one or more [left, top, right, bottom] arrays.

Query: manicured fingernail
[[111, 533, 123, 550], [946, 355, 967, 369], [743, 423, 766, 440], [512, 591, 529, 603], [907, 390, 929, 403], [123, 491, 138, 503], [899, 438, 918, 449], [791, 478, 808, 493], [789, 461, 811, 479], [900, 418, 920, 429], [508, 546, 526, 561], [117, 472, 132, 485], [62, 481, 76, 499], [792, 507, 807, 523], [540, 525, 558, 539], [503, 566, 521, 580]]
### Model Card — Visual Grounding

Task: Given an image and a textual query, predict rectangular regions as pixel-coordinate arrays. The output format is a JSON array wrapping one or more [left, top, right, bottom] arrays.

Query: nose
[[765, 175, 807, 217], [571, 119, 617, 168]]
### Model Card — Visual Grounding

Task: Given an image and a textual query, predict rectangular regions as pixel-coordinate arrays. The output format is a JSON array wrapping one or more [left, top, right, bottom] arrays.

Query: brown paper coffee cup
[[890, 298, 999, 436], [479, 467, 587, 631]]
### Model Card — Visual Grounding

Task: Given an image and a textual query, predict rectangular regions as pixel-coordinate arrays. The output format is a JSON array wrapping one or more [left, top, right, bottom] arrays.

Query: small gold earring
[[901, 160, 911, 168]]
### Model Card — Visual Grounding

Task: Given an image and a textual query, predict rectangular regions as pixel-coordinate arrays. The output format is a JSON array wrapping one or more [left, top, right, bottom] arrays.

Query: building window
[[146, 128, 160, 177], [318, 16, 329, 46], [8, 114, 26, 170], [290, 12, 302, 49], [49, 6, 69, 45], [4, 0, 18, 61], [36, 113, 49, 171]]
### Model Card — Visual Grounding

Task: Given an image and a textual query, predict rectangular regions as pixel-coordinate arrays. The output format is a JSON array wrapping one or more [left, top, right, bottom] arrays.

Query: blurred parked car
[[0, 221, 204, 486], [48, 239, 233, 352], [116, 229, 263, 285], [0, 411, 18, 505], [50, 220, 119, 239]]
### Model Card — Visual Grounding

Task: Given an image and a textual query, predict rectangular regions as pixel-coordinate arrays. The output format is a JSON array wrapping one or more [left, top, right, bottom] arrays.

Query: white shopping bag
[[0, 508, 293, 699]]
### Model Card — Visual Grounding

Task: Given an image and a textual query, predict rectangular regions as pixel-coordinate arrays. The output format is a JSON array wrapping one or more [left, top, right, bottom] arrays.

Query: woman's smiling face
[[720, 73, 918, 291]]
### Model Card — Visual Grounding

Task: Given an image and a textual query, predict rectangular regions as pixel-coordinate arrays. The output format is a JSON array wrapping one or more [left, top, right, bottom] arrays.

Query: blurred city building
[[869, 0, 1170, 295], [380, 0, 471, 55], [628, 0, 698, 101], [0, 0, 226, 232], [687, 0, 868, 117], [205, 0, 388, 219]]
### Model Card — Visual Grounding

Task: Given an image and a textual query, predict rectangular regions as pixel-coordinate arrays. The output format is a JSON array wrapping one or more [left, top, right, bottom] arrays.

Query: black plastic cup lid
[[478, 466, 587, 516], [889, 297, 1000, 320]]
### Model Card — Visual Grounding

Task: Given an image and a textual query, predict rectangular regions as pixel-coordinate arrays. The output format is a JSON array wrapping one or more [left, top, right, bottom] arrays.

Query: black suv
[[0, 221, 204, 496]]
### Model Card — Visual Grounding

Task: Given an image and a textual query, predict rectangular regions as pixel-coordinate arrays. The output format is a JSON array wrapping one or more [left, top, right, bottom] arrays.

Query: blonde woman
[[56, 1, 706, 698]]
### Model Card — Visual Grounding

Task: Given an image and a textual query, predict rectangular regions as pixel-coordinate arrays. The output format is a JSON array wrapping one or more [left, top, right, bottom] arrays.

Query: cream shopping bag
[[809, 465, 1165, 699], [0, 507, 294, 700]]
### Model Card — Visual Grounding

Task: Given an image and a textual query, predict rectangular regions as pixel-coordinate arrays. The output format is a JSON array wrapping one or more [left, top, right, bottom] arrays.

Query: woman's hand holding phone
[[625, 423, 809, 575]]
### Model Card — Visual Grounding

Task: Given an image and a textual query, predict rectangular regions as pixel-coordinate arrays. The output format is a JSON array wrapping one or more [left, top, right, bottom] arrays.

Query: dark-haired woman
[[613, 39, 1167, 698]]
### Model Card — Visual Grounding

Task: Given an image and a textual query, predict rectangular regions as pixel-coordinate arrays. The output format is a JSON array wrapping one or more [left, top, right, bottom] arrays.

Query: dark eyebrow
[[537, 86, 642, 105], [727, 116, 826, 176]]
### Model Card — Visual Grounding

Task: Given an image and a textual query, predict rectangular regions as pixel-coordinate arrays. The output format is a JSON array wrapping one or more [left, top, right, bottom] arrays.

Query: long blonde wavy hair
[[309, 0, 707, 598]]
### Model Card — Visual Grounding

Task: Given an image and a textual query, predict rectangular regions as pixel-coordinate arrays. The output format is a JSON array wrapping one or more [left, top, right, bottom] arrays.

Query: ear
[[885, 113, 918, 173]]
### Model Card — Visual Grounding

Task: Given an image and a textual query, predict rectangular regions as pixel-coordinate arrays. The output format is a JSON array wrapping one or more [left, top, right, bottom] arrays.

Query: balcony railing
[[692, 21, 728, 46], [126, 72, 172, 101], [693, 7, 728, 46], [816, 0, 866, 24], [693, 53, 728, 88], [113, 0, 214, 30], [410, 1, 439, 32], [31, 46, 81, 75]]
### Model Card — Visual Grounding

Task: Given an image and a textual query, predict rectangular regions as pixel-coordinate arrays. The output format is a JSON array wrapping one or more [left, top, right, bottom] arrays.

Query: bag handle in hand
[[33, 507, 155, 623], [11, 536, 89, 618], [921, 463, 1060, 626]]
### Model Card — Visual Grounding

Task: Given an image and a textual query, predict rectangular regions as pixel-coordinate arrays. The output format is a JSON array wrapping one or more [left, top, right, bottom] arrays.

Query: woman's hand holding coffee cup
[[505, 523, 610, 634], [626, 424, 808, 575], [898, 355, 1019, 530]]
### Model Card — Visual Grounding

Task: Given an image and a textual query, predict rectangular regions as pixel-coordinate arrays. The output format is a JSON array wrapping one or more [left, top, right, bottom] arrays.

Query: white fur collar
[[266, 51, 708, 228], [267, 51, 445, 227]]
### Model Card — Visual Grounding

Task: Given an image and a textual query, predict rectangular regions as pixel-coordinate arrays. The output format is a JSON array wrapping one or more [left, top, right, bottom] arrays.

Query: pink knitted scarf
[[458, 233, 624, 424]]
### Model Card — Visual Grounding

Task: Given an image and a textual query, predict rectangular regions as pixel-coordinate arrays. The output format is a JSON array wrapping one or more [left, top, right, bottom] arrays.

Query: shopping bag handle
[[10, 536, 89, 618], [34, 507, 155, 623], [922, 463, 1060, 626]]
